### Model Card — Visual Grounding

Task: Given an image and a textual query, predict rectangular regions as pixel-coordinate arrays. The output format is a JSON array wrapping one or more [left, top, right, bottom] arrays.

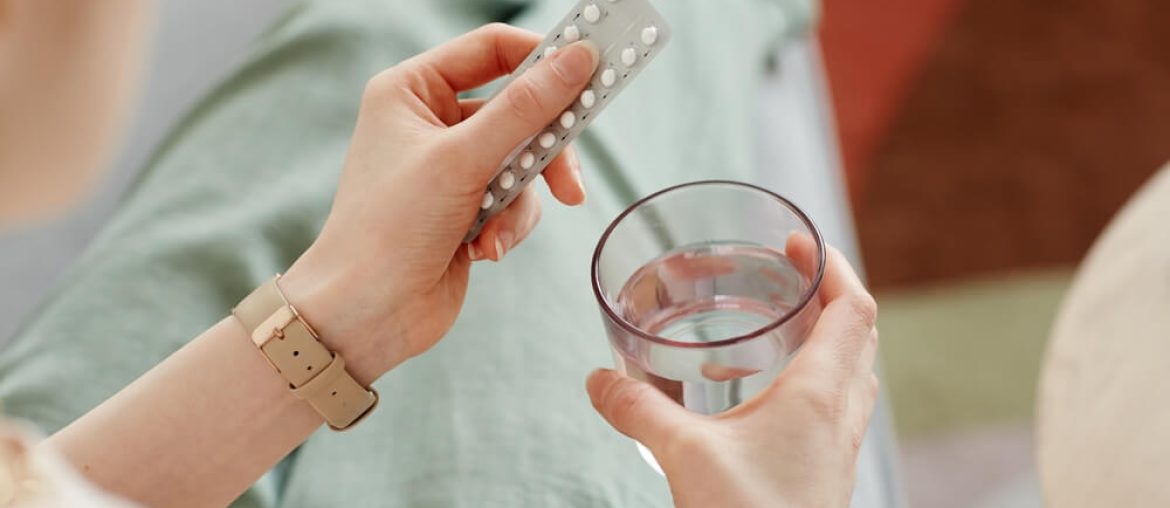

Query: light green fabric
[[0, 0, 813, 506]]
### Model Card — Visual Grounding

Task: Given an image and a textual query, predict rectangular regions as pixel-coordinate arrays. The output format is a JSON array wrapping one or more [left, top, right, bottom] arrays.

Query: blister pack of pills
[[464, 0, 672, 242]]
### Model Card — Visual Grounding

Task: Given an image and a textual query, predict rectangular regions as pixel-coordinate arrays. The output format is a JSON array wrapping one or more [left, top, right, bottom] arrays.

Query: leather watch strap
[[232, 276, 377, 430]]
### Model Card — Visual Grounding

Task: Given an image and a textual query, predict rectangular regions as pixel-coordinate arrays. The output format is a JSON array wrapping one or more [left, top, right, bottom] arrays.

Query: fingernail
[[496, 231, 514, 261], [551, 41, 599, 86], [468, 243, 483, 261], [569, 149, 581, 174]]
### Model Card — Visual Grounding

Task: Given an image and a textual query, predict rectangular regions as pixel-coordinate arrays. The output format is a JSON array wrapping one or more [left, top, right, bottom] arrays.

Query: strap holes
[[331, 391, 337, 397], [288, 383, 295, 389], [293, 350, 299, 357], [306, 365, 313, 371]]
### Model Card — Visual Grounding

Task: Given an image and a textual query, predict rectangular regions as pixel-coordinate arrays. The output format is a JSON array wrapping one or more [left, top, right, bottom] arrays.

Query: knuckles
[[362, 69, 405, 108], [789, 380, 847, 423], [600, 378, 648, 428], [477, 22, 512, 39], [846, 293, 879, 330]]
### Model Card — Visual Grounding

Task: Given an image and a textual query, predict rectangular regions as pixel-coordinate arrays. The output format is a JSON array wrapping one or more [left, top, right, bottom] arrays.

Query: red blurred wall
[[818, 0, 967, 200]]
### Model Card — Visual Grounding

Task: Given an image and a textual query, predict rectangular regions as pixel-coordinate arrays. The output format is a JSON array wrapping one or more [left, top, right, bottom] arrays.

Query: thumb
[[456, 41, 599, 176], [586, 369, 696, 451]]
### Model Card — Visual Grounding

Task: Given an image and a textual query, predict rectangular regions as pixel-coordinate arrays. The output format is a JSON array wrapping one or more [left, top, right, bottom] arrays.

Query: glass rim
[[590, 180, 827, 350]]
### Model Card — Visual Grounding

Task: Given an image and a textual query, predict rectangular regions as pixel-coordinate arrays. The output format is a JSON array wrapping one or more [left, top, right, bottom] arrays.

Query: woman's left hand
[[587, 244, 879, 508], [281, 24, 599, 383]]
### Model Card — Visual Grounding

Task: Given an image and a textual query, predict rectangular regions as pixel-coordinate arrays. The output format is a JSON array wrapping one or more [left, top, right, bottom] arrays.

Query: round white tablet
[[600, 68, 617, 87], [580, 89, 596, 108], [539, 132, 556, 149], [560, 111, 576, 129], [583, 4, 601, 23], [641, 26, 659, 46], [544, 46, 557, 58], [621, 47, 638, 67], [499, 170, 516, 190], [563, 25, 581, 43], [481, 192, 494, 209], [519, 151, 536, 170]]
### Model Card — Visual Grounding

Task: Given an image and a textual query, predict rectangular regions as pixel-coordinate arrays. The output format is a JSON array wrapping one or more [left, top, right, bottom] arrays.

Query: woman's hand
[[587, 244, 880, 508], [41, 25, 601, 507], [282, 24, 599, 383]]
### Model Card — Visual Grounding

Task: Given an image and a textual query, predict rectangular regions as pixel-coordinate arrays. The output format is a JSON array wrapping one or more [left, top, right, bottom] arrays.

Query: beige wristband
[[232, 276, 378, 430]]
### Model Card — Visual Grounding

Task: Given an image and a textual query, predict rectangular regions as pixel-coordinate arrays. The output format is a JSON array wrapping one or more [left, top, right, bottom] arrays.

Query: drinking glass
[[590, 180, 826, 471]]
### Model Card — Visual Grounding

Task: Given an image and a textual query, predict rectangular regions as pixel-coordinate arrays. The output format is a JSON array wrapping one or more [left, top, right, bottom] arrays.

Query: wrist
[[280, 247, 409, 385]]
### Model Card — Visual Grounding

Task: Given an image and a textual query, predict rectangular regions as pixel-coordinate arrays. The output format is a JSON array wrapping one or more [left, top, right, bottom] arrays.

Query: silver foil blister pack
[[465, 0, 672, 242]]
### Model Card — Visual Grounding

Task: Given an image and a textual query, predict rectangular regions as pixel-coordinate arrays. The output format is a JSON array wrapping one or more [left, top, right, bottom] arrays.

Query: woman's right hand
[[587, 245, 880, 508], [281, 24, 599, 384]]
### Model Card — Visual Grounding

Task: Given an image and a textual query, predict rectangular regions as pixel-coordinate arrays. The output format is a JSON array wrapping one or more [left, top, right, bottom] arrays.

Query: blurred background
[[2, 0, 1168, 506], [820, 0, 1169, 506]]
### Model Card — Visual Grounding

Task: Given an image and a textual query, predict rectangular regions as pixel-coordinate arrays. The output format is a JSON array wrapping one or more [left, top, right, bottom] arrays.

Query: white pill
[[519, 151, 536, 170], [621, 47, 638, 67], [641, 26, 659, 46], [563, 25, 581, 43], [560, 111, 576, 129], [583, 3, 601, 23], [544, 46, 557, 58], [580, 89, 596, 108], [600, 68, 617, 87], [481, 192, 494, 209], [499, 170, 516, 190], [538, 132, 556, 149], [607, 0, 620, 3]]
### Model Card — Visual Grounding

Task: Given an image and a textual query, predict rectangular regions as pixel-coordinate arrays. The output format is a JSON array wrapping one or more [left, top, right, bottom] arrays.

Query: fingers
[[403, 23, 542, 93], [847, 330, 880, 451], [798, 293, 877, 383], [459, 96, 582, 247], [857, 327, 879, 382], [787, 245, 877, 384], [541, 144, 586, 206], [784, 231, 823, 290], [467, 186, 541, 262], [460, 98, 586, 206], [816, 246, 871, 309], [785, 232, 869, 309], [459, 98, 486, 120], [586, 369, 695, 452], [791, 241, 878, 379], [455, 41, 599, 173]]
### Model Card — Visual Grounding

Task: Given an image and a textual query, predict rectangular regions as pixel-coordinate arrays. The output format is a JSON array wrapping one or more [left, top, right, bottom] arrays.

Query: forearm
[[32, 22, 597, 507], [46, 318, 322, 508]]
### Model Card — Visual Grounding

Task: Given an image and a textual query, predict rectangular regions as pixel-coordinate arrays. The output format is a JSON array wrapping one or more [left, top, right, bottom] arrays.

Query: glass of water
[[591, 180, 825, 469]]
